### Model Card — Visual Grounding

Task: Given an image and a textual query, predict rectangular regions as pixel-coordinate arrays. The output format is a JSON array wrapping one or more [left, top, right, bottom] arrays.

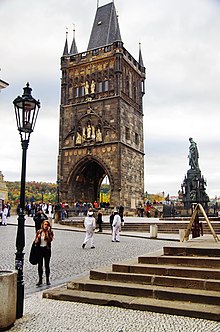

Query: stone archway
[[67, 157, 112, 204]]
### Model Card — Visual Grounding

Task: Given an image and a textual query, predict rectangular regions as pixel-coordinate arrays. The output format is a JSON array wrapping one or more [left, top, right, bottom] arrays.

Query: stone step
[[60, 219, 220, 234], [89, 269, 220, 291], [42, 243, 220, 321], [43, 287, 220, 321], [67, 279, 220, 305], [138, 255, 220, 268], [112, 263, 220, 280], [163, 246, 220, 257]]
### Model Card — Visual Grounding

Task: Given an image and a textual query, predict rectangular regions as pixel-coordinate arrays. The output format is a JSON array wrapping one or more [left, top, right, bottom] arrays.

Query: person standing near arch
[[112, 210, 121, 242], [82, 209, 96, 249]]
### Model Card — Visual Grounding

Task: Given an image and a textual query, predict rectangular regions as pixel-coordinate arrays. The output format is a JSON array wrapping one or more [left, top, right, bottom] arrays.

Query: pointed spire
[[70, 24, 78, 55], [138, 42, 144, 67], [63, 28, 69, 56], [87, 2, 122, 50]]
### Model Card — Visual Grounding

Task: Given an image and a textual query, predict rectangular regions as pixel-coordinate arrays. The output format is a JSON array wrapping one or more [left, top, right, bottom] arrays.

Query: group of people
[[0, 203, 10, 226], [25, 202, 54, 218], [81, 209, 123, 249], [25, 204, 54, 287], [31, 205, 123, 287]]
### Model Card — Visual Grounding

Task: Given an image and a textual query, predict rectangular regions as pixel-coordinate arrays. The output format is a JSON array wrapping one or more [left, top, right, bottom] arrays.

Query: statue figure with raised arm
[[188, 137, 200, 170]]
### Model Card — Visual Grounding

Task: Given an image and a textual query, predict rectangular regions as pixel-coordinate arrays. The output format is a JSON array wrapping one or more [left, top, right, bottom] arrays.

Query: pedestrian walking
[[112, 210, 121, 242], [2, 205, 8, 226], [109, 210, 114, 231], [119, 205, 124, 223], [48, 203, 53, 218], [6, 203, 11, 217], [34, 220, 54, 286], [96, 209, 103, 232], [33, 209, 48, 232], [82, 210, 96, 249]]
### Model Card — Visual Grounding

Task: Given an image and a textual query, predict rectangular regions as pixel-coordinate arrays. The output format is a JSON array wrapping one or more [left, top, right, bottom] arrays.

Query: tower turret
[[70, 26, 78, 55], [63, 29, 69, 56]]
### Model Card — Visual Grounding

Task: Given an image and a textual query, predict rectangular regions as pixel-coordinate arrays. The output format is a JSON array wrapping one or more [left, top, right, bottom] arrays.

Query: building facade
[[0, 171, 8, 202], [58, 2, 146, 209]]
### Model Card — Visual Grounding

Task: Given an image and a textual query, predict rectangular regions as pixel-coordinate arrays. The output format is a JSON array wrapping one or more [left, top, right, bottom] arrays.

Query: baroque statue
[[188, 137, 199, 170]]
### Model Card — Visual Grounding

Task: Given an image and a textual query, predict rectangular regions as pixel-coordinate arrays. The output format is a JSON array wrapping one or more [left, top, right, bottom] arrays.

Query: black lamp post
[[13, 83, 40, 318]]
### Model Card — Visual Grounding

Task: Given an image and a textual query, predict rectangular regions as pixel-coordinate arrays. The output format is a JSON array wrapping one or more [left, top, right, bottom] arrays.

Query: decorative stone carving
[[75, 131, 82, 145], [91, 80, 96, 94], [96, 128, 102, 142]]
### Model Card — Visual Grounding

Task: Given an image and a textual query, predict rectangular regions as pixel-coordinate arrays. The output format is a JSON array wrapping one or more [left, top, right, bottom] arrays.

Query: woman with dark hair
[[34, 220, 54, 286]]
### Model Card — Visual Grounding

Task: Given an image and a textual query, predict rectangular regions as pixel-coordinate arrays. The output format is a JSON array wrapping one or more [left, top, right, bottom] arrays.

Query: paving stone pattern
[[10, 293, 220, 332], [0, 219, 175, 293]]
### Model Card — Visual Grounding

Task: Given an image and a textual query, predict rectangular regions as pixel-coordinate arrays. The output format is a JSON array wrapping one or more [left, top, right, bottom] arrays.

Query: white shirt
[[113, 214, 121, 227], [84, 216, 96, 230]]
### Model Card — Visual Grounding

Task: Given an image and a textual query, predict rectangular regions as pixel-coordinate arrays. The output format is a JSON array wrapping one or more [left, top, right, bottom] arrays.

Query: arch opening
[[69, 159, 111, 205]]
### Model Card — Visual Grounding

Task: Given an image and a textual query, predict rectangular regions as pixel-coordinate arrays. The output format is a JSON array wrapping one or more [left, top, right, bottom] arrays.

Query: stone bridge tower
[[58, 2, 146, 209]]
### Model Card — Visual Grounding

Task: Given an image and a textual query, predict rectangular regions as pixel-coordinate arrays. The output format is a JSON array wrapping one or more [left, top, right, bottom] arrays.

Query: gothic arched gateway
[[66, 156, 113, 205], [58, 2, 145, 209]]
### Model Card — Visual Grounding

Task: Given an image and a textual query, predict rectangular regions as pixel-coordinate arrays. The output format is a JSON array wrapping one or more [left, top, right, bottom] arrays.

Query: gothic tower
[[58, 2, 146, 209]]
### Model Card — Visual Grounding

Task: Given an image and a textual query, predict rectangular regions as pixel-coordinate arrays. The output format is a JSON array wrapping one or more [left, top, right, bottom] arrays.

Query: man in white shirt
[[112, 210, 121, 242], [2, 205, 8, 226], [82, 210, 96, 249]]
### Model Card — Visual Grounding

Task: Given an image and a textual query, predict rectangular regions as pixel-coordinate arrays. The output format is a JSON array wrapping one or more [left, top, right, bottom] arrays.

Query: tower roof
[[63, 31, 69, 56], [139, 43, 144, 67], [87, 2, 121, 50], [70, 28, 78, 55]]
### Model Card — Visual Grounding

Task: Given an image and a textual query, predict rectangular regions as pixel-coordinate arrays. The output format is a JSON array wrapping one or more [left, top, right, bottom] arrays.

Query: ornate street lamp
[[13, 83, 40, 318]]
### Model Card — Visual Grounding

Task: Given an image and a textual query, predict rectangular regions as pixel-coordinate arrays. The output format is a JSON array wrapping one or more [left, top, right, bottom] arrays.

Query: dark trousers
[[38, 246, 51, 279]]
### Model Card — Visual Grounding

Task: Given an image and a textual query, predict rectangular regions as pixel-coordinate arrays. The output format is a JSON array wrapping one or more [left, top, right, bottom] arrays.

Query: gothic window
[[98, 81, 103, 93], [75, 87, 79, 98], [125, 127, 130, 140], [62, 70, 68, 85], [104, 80, 109, 92], [80, 85, 85, 96], [125, 76, 129, 95], [133, 82, 137, 102], [135, 133, 139, 145]]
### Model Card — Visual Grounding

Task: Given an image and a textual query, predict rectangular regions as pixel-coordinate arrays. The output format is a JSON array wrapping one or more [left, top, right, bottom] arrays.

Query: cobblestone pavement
[[1, 216, 220, 331], [0, 216, 176, 294], [10, 292, 220, 332]]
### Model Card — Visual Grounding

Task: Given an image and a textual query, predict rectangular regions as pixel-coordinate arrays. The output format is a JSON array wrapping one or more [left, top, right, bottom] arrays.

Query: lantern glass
[[13, 83, 40, 138]]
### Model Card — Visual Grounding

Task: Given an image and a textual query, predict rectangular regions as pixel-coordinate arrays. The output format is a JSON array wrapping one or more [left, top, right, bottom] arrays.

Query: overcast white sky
[[1, 0, 220, 198]]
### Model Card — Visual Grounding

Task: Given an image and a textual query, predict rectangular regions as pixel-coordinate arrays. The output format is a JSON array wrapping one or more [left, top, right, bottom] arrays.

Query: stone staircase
[[60, 219, 220, 234], [43, 245, 220, 321]]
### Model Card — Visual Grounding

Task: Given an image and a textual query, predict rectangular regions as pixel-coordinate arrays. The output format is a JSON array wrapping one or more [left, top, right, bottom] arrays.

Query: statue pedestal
[[181, 168, 209, 211]]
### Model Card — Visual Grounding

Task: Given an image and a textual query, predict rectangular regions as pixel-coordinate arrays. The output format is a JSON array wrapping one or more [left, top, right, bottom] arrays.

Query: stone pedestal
[[150, 225, 158, 238], [180, 168, 209, 211], [0, 271, 17, 330]]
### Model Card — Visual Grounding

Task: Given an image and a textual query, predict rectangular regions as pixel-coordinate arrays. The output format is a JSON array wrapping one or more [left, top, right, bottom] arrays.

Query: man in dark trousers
[[119, 205, 124, 223], [96, 209, 103, 232], [33, 209, 48, 232]]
